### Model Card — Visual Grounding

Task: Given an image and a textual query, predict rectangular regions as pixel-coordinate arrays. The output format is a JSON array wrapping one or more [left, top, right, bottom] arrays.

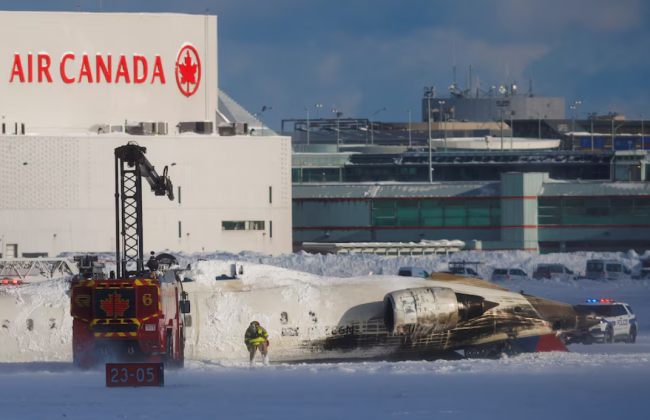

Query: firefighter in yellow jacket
[[245, 321, 269, 366]]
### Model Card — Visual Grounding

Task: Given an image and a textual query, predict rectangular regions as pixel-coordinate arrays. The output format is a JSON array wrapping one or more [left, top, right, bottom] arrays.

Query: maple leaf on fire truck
[[100, 292, 130, 317], [179, 51, 197, 86]]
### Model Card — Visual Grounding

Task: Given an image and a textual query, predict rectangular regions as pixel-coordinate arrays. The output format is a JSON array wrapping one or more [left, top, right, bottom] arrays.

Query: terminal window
[[371, 199, 500, 228], [222, 221, 265, 231], [538, 197, 650, 226]]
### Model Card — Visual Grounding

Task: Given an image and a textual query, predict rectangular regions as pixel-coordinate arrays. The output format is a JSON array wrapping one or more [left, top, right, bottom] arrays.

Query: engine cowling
[[383, 287, 497, 335]]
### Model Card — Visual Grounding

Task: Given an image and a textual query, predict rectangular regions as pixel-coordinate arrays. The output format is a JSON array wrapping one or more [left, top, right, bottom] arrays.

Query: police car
[[569, 299, 638, 344]]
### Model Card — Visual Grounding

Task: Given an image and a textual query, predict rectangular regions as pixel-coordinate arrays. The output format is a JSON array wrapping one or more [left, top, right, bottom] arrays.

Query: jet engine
[[383, 287, 498, 335]]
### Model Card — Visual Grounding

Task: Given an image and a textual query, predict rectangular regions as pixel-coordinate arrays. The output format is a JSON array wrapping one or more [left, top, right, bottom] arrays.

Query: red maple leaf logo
[[179, 51, 197, 87], [100, 292, 130, 317]]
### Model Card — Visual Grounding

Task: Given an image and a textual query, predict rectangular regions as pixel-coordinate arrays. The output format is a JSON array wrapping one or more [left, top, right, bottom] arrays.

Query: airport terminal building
[[293, 151, 650, 253], [0, 11, 292, 257]]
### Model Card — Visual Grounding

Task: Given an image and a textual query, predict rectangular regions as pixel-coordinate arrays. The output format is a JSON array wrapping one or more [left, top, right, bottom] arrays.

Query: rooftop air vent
[[124, 122, 168, 136], [177, 121, 214, 135]]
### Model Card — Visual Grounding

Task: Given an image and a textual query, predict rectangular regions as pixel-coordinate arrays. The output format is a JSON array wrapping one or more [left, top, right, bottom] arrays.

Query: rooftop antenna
[[452, 34, 457, 91]]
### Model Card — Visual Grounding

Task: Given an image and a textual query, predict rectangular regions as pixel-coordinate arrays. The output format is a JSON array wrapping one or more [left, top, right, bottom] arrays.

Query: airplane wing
[[426, 272, 509, 292]]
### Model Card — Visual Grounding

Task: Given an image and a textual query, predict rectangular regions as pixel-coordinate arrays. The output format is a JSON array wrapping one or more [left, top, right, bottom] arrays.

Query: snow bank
[[0, 278, 73, 362]]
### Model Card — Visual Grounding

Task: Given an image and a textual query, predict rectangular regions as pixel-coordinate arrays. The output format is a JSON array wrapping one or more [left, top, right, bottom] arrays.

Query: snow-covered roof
[[293, 182, 500, 199], [302, 240, 466, 255], [540, 181, 650, 197]]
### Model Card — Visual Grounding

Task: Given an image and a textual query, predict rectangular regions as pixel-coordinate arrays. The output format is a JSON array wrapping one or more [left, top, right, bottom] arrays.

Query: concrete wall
[[0, 135, 292, 256], [0, 11, 217, 133]]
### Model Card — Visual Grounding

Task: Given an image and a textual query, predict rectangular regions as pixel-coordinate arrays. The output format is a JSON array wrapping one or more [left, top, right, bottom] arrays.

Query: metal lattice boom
[[115, 142, 173, 278]]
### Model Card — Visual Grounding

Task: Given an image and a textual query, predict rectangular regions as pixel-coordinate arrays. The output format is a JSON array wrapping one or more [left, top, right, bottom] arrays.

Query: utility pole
[[423, 87, 435, 183], [304, 107, 310, 145]]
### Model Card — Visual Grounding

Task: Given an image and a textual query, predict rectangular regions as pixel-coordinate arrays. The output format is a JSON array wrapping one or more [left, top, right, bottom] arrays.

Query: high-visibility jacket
[[245, 325, 268, 345]]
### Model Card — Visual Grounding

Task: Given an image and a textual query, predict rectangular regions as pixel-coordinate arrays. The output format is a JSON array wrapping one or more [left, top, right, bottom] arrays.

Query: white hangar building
[[0, 11, 292, 257]]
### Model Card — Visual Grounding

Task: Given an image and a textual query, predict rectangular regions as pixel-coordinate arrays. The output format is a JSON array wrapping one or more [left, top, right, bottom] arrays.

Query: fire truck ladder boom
[[115, 142, 174, 278]]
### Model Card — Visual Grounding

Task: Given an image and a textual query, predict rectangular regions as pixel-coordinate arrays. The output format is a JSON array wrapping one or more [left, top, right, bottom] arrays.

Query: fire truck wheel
[[178, 328, 185, 369], [165, 328, 174, 366], [165, 328, 184, 369]]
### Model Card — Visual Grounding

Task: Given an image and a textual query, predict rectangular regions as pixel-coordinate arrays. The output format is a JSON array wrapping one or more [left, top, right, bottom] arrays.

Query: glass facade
[[301, 168, 340, 183], [538, 197, 650, 226], [371, 199, 501, 228]]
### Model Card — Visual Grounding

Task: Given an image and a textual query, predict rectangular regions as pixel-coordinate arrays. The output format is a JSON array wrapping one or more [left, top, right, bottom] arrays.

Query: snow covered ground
[[2, 250, 650, 419], [1, 341, 649, 419]]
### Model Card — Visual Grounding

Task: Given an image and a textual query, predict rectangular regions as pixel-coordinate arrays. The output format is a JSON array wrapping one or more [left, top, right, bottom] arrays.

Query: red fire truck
[[70, 143, 190, 368]]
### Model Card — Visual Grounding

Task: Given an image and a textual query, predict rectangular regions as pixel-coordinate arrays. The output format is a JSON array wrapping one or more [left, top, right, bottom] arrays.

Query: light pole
[[573, 101, 582, 117], [304, 107, 310, 145], [570, 105, 577, 151], [582, 111, 595, 151], [332, 109, 342, 152], [536, 112, 541, 139], [315, 103, 322, 119], [370, 107, 387, 146], [612, 120, 628, 151], [406, 109, 412, 147], [438, 101, 447, 152], [261, 105, 273, 136], [423, 86, 435, 183], [572, 101, 581, 151]]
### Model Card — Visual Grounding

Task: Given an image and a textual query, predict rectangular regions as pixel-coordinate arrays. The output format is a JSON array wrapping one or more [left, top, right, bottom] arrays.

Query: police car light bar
[[584, 299, 614, 303]]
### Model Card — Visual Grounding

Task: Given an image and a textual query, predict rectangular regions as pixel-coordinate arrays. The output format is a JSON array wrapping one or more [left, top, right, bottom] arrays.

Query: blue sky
[[3, 0, 649, 130]]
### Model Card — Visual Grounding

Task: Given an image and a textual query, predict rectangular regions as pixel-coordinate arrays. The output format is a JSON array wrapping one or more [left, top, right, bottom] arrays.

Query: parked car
[[585, 259, 631, 280], [491, 268, 528, 281], [397, 267, 430, 278], [562, 299, 637, 344], [532, 264, 577, 280], [444, 261, 482, 279], [638, 259, 650, 279]]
